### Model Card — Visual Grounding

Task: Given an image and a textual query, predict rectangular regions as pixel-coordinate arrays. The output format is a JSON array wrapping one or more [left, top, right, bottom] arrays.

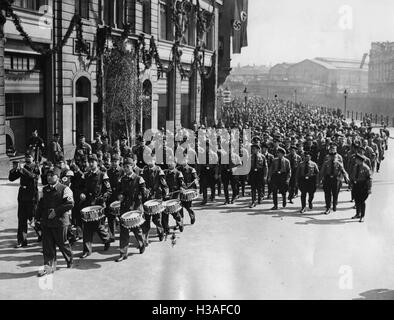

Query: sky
[[231, 0, 394, 67]]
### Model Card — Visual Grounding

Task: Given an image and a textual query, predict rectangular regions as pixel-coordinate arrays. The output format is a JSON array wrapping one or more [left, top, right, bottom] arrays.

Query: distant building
[[226, 65, 269, 84], [269, 63, 293, 80], [287, 57, 368, 95], [368, 42, 394, 98]]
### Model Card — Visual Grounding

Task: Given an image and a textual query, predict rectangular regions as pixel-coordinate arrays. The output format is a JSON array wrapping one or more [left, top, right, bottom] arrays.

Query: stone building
[[369, 42, 394, 99], [0, 0, 223, 163]]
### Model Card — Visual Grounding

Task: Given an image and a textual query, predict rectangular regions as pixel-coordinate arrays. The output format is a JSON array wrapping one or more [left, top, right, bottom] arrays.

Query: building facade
[[0, 0, 223, 162], [369, 42, 394, 99]]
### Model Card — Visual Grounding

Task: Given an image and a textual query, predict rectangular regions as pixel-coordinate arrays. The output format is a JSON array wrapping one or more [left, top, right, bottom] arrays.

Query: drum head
[[144, 200, 160, 207], [110, 201, 121, 209], [81, 206, 103, 213], [121, 211, 141, 220]]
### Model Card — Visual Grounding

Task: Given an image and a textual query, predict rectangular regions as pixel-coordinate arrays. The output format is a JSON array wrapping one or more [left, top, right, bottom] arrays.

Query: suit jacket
[[269, 157, 291, 183]]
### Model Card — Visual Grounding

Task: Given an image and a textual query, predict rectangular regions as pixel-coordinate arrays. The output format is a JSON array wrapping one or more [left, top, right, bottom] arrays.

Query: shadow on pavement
[[354, 289, 394, 300]]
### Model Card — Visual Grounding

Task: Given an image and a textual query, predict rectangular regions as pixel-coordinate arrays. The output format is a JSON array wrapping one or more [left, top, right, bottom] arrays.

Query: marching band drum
[[162, 199, 182, 215], [81, 206, 105, 223], [120, 211, 145, 229], [180, 189, 199, 202], [109, 201, 121, 217], [143, 200, 164, 216]]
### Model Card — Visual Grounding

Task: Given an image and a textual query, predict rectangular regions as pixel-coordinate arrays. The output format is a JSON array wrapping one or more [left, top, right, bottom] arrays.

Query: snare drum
[[109, 201, 121, 216], [163, 199, 182, 215], [120, 211, 145, 229], [143, 200, 164, 216], [81, 206, 104, 223], [180, 189, 198, 202]]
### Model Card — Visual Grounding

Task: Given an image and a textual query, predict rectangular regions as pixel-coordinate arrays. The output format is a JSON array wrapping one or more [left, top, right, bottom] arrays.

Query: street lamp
[[294, 89, 297, 104], [343, 89, 348, 118], [243, 87, 249, 106]]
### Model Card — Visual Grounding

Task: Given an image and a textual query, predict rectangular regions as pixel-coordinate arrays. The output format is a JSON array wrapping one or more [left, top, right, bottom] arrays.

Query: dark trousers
[[323, 177, 342, 210], [181, 201, 195, 221], [271, 175, 288, 207], [42, 226, 73, 267], [222, 172, 239, 201], [162, 211, 183, 234], [239, 175, 247, 196], [17, 201, 35, 244], [119, 225, 144, 255], [201, 173, 216, 201], [82, 219, 111, 254], [354, 182, 369, 218], [104, 207, 117, 241], [288, 174, 297, 200], [142, 213, 164, 241], [299, 179, 316, 209]]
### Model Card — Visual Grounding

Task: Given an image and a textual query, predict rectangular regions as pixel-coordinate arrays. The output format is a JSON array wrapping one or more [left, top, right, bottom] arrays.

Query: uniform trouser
[[82, 219, 111, 254], [216, 179, 222, 196], [162, 211, 183, 234], [323, 177, 342, 210], [142, 213, 164, 241], [17, 201, 36, 244], [201, 174, 216, 200], [353, 182, 369, 218], [42, 226, 73, 267], [288, 174, 297, 200], [239, 175, 247, 196], [181, 201, 195, 221], [371, 160, 376, 173], [271, 175, 288, 207], [119, 225, 144, 255], [222, 172, 239, 201], [104, 206, 117, 241], [299, 179, 316, 209]]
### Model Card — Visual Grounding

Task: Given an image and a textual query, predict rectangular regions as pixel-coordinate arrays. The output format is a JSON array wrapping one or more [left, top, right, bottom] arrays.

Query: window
[[142, 0, 151, 34], [103, 0, 126, 29], [183, 6, 196, 46], [6, 94, 24, 118], [76, 0, 89, 19], [13, 0, 47, 11], [159, 0, 173, 41], [5, 54, 38, 71]]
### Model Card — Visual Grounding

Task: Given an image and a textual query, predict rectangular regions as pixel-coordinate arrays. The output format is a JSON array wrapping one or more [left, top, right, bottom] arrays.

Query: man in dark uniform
[[268, 147, 291, 210], [249, 144, 268, 208], [221, 150, 242, 205], [101, 135, 113, 155], [261, 143, 274, 199], [9, 152, 41, 247], [91, 132, 103, 155], [36, 169, 74, 276], [200, 145, 219, 205], [141, 156, 169, 244], [163, 160, 185, 234], [132, 135, 147, 169], [296, 151, 319, 213], [80, 154, 112, 258], [47, 133, 63, 164], [350, 154, 372, 223], [287, 146, 302, 204], [116, 158, 147, 262], [320, 144, 349, 215], [74, 134, 92, 167], [106, 154, 124, 243], [178, 158, 199, 225], [27, 129, 45, 163], [68, 160, 85, 241]]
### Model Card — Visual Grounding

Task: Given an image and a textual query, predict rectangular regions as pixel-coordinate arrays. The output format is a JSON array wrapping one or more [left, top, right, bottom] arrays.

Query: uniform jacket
[[142, 165, 169, 199], [119, 173, 146, 212], [269, 157, 291, 183], [107, 166, 124, 202], [249, 152, 268, 179], [9, 163, 40, 202], [286, 153, 302, 174], [165, 168, 185, 192], [320, 156, 348, 183], [178, 165, 199, 189], [296, 160, 319, 185], [36, 182, 74, 228], [82, 168, 112, 206], [349, 163, 372, 193]]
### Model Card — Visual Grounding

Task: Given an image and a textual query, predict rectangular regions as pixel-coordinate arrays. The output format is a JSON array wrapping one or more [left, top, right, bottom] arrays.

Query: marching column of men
[[8, 99, 390, 274]]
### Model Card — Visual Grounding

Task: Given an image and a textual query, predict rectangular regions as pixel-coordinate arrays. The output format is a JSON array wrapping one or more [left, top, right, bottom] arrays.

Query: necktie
[[304, 161, 309, 176], [330, 159, 334, 176], [254, 154, 257, 169], [278, 158, 282, 172]]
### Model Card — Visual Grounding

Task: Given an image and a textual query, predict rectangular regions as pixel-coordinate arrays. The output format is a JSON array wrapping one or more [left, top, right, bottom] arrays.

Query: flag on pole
[[232, 0, 249, 54]]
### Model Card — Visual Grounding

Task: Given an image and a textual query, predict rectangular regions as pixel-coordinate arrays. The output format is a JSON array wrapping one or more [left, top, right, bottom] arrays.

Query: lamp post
[[243, 86, 249, 106], [343, 89, 348, 119]]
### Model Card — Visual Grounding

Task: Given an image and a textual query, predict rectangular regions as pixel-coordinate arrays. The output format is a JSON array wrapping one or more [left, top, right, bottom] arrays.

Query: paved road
[[1, 134, 394, 300]]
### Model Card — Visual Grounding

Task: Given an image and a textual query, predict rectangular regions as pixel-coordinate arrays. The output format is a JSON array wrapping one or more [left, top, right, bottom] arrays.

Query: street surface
[[1, 131, 394, 300]]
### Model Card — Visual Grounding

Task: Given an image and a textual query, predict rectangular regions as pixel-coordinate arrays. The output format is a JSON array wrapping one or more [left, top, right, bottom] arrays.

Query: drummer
[[106, 154, 124, 243], [178, 158, 199, 225], [163, 160, 185, 234], [141, 156, 169, 244], [116, 158, 147, 262], [79, 154, 112, 259]]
